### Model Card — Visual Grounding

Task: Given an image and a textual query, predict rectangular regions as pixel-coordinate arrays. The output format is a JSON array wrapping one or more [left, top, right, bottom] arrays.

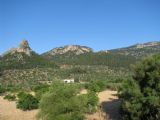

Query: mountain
[[1, 40, 160, 70], [42, 45, 93, 58], [3, 40, 34, 56], [42, 45, 136, 69], [0, 40, 57, 70], [109, 41, 160, 58], [42, 41, 160, 59], [42, 41, 160, 69]]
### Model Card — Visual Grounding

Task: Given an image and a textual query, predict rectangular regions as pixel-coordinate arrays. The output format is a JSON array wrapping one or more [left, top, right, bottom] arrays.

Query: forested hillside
[[0, 52, 57, 70], [48, 52, 136, 69]]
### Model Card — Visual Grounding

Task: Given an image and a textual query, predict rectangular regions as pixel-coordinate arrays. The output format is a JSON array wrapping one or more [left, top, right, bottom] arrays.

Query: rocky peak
[[3, 40, 33, 56], [19, 40, 31, 50], [17, 40, 32, 55], [45, 45, 93, 56]]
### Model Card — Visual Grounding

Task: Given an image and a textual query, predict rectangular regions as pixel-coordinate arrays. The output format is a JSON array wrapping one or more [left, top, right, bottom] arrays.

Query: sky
[[0, 0, 160, 54]]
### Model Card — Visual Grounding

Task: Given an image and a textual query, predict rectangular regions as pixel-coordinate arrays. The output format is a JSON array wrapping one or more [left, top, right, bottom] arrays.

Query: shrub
[[17, 93, 39, 111], [119, 55, 160, 120], [0, 85, 5, 94], [70, 67, 87, 74], [5, 84, 22, 92], [4, 94, 16, 101], [33, 84, 49, 100], [37, 81, 98, 120], [88, 80, 106, 92], [86, 91, 99, 113], [17, 91, 26, 98]]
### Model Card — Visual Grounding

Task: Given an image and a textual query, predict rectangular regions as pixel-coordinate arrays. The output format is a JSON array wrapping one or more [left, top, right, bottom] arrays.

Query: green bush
[[5, 84, 22, 92], [87, 80, 106, 92], [17, 93, 39, 111], [17, 91, 26, 98], [37, 81, 98, 120], [119, 55, 160, 120], [33, 84, 49, 100], [86, 91, 99, 113], [4, 94, 16, 101]]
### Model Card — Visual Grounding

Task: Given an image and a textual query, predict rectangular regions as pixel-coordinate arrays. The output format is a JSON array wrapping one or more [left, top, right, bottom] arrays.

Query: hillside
[[0, 41, 127, 89], [109, 41, 160, 58], [48, 52, 136, 69], [0, 40, 160, 90], [42, 44, 138, 69]]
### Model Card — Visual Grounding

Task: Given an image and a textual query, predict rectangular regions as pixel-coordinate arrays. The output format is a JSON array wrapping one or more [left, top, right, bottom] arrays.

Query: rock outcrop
[[44, 45, 93, 56], [3, 40, 33, 56]]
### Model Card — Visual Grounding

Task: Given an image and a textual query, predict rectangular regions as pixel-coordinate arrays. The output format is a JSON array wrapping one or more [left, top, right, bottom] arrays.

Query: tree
[[86, 91, 99, 113], [37, 82, 85, 120], [33, 84, 50, 100], [119, 55, 160, 120], [87, 80, 106, 92]]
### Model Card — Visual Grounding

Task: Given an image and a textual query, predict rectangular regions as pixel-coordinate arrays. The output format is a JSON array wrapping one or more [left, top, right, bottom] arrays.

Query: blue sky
[[0, 0, 160, 54]]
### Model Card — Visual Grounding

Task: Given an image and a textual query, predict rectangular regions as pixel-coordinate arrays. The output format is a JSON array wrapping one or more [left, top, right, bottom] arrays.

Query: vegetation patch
[[119, 55, 160, 120], [37, 81, 98, 120], [0, 85, 6, 95], [4, 94, 16, 101], [33, 84, 50, 100], [17, 93, 39, 111]]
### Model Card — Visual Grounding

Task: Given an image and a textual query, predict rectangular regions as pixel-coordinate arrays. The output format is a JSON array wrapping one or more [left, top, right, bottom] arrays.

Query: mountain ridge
[[42, 45, 93, 58], [1, 40, 160, 57], [109, 41, 160, 58]]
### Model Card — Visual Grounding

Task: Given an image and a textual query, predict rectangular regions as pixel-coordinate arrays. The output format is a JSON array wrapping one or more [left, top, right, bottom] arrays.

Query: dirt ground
[[86, 90, 121, 120], [0, 96, 38, 120], [0, 90, 120, 120]]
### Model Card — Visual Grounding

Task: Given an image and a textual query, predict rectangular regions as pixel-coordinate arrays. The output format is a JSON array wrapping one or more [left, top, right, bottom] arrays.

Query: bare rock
[[3, 40, 33, 56], [45, 45, 93, 56]]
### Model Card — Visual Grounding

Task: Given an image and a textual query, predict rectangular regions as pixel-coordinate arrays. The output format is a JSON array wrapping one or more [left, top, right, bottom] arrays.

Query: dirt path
[[0, 96, 38, 120], [86, 90, 121, 120], [99, 90, 121, 120]]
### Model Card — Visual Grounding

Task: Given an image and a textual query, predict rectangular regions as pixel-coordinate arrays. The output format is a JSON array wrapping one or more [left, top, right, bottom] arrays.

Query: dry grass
[[0, 96, 38, 120]]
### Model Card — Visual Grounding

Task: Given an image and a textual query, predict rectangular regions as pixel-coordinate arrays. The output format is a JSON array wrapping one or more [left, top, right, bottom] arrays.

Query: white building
[[63, 79, 74, 83]]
